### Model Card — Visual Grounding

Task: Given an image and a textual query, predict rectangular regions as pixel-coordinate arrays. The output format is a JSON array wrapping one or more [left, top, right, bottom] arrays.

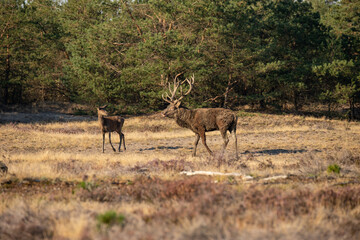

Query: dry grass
[[1, 111, 360, 239]]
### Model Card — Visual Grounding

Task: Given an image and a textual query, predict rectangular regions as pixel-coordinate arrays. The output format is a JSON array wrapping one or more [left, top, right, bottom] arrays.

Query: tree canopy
[[1, 0, 359, 118]]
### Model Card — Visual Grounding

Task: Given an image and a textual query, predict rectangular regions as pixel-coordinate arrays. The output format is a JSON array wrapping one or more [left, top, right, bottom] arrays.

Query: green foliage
[[96, 211, 125, 228], [72, 108, 90, 116], [327, 164, 341, 175], [78, 181, 97, 192], [1, 0, 359, 117]]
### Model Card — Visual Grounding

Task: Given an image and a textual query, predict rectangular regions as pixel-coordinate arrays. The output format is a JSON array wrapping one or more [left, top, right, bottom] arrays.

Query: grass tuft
[[327, 164, 341, 174], [96, 211, 125, 228]]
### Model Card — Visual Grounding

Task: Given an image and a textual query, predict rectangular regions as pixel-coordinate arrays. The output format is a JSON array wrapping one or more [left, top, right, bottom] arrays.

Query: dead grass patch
[[1, 112, 360, 239]]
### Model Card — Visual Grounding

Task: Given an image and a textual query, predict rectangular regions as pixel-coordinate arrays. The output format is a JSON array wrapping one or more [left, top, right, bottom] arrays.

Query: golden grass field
[[0, 110, 360, 239]]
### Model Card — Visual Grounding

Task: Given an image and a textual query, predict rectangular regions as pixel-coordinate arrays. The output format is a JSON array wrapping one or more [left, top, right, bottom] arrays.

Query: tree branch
[[121, 0, 146, 43]]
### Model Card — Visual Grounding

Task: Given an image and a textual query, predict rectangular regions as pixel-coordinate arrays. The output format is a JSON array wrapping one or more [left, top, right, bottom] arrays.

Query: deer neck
[[98, 111, 107, 126], [98, 114, 104, 126], [175, 107, 194, 129]]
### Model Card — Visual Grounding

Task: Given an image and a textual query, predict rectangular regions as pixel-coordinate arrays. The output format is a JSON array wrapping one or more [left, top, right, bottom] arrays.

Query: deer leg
[[232, 130, 238, 159], [121, 133, 126, 151], [117, 132, 126, 152], [220, 129, 229, 153], [108, 132, 116, 152], [118, 132, 122, 152], [102, 132, 105, 153], [199, 130, 213, 156], [192, 134, 200, 157]]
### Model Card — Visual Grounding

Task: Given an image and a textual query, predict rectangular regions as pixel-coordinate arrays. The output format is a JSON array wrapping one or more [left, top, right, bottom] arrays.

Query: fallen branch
[[180, 171, 289, 182], [180, 171, 253, 180], [261, 175, 288, 181]]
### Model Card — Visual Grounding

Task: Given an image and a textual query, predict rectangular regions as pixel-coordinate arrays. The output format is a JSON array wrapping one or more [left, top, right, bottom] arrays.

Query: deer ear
[[98, 105, 107, 110]]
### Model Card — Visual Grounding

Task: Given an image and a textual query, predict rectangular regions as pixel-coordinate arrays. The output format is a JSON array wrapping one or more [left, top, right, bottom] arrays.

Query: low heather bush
[[77, 177, 360, 221], [0, 206, 54, 240], [331, 150, 360, 166], [78, 176, 230, 203], [297, 152, 327, 176], [53, 160, 95, 175], [130, 158, 195, 172], [203, 153, 245, 169]]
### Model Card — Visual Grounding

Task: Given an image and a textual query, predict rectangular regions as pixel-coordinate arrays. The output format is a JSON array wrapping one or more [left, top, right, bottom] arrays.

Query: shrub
[[327, 164, 341, 174], [78, 181, 97, 192], [97, 211, 125, 228], [0, 206, 54, 239], [130, 158, 194, 172]]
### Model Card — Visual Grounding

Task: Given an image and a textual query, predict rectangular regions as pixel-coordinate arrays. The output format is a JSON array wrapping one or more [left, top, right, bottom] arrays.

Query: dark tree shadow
[[242, 149, 308, 156], [139, 146, 193, 152], [0, 112, 96, 124]]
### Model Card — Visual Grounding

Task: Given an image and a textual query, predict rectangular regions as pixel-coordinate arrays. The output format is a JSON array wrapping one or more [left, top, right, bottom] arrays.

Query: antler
[[178, 74, 194, 101], [162, 73, 194, 103]]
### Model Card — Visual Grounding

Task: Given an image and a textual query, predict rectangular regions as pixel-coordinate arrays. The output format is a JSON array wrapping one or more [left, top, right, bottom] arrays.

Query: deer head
[[161, 73, 194, 118], [97, 105, 109, 116]]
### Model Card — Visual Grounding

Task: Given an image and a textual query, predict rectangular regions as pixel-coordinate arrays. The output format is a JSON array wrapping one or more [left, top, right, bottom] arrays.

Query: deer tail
[[230, 115, 238, 133]]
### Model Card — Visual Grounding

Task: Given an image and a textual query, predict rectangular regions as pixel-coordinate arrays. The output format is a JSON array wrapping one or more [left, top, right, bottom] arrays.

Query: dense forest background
[[1, 0, 359, 118]]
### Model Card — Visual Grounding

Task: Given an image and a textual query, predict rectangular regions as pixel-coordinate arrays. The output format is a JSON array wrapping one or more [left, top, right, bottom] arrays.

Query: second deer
[[97, 105, 126, 153], [161, 74, 238, 159]]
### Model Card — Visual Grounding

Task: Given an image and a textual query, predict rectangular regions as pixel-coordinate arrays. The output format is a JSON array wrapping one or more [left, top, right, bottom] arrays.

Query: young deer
[[162, 74, 238, 159], [97, 106, 126, 153]]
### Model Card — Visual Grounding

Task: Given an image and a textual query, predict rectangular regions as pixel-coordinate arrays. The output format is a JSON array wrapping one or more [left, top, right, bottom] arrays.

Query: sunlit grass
[[1, 113, 360, 180], [1, 113, 360, 239]]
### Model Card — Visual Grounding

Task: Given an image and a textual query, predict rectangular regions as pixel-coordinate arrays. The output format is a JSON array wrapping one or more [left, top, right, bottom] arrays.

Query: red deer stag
[[97, 105, 126, 153], [161, 74, 238, 159]]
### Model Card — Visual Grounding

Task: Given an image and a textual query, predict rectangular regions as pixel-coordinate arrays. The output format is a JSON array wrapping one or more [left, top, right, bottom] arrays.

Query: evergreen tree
[[0, 0, 358, 118]]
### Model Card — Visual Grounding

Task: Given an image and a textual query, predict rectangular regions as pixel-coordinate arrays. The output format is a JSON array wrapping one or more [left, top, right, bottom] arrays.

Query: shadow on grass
[[138, 146, 309, 156], [242, 149, 309, 156], [139, 146, 193, 152]]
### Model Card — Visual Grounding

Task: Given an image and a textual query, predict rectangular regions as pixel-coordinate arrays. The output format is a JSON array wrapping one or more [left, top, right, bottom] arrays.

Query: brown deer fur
[[97, 106, 126, 153], [162, 75, 238, 158]]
